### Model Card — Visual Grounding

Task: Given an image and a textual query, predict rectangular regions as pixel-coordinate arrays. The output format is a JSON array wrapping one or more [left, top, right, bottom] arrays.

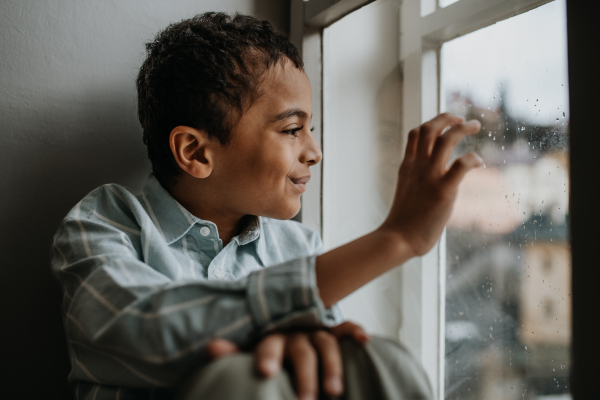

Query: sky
[[440, 0, 569, 126]]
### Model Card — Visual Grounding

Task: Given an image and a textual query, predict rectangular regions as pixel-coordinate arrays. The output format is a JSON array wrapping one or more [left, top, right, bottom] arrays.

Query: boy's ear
[[169, 126, 215, 179]]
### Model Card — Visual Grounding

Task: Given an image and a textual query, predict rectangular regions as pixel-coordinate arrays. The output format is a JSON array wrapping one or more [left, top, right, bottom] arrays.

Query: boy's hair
[[136, 12, 304, 187]]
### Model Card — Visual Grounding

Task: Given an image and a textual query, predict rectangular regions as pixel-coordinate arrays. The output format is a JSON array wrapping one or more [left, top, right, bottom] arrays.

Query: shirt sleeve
[[52, 203, 336, 388]]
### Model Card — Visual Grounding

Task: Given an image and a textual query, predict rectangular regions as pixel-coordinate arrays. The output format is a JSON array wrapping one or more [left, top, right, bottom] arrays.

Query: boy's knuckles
[[435, 134, 452, 148], [287, 336, 315, 358], [461, 152, 477, 163], [420, 122, 434, 133], [452, 157, 468, 169], [312, 330, 336, 346]]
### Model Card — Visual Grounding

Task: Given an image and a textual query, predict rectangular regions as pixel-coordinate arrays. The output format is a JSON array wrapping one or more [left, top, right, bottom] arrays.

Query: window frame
[[566, 2, 600, 399], [291, 0, 564, 398]]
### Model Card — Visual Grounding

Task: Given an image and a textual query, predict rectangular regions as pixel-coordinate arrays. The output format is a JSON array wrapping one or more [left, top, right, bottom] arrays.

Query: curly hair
[[136, 12, 304, 187]]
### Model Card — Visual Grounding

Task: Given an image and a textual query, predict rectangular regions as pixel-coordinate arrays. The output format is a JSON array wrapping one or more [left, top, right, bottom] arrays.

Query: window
[[291, 0, 571, 398], [441, 2, 570, 398]]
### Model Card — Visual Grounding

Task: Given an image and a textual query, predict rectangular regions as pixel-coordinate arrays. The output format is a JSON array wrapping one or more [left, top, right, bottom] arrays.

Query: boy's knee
[[200, 353, 254, 381], [340, 336, 434, 400], [177, 354, 295, 400]]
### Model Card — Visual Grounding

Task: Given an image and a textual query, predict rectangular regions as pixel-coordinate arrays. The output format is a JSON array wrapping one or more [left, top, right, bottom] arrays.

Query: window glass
[[441, 1, 571, 399]]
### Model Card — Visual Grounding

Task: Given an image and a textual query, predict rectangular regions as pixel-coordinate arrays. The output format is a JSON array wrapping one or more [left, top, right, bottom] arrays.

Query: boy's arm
[[205, 113, 481, 399], [316, 113, 482, 306]]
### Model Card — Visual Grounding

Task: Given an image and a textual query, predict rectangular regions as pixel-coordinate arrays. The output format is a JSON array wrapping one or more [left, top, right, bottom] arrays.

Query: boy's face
[[210, 60, 321, 220]]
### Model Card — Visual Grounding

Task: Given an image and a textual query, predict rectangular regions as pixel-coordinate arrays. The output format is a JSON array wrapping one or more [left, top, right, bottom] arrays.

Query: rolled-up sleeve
[[247, 255, 338, 331]]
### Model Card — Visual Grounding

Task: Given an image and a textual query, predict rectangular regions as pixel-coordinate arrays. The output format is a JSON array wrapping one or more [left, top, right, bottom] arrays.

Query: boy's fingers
[[431, 120, 481, 172], [416, 113, 465, 158], [311, 330, 344, 397], [404, 128, 420, 162], [330, 321, 370, 343], [286, 333, 318, 400], [255, 333, 285, 377], [444, 152, 484, 187], [207, 339, 239, 360]]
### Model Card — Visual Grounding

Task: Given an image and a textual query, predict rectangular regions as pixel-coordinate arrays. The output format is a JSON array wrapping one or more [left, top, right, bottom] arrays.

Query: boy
[[52, 12, 482, 400]]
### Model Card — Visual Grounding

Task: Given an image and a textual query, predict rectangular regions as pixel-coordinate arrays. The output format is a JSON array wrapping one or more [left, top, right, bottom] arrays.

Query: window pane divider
[[422, 0, 553, 44]]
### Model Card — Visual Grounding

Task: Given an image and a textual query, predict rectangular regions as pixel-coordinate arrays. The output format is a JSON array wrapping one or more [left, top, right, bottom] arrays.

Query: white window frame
[[291, 0, 554, 398]]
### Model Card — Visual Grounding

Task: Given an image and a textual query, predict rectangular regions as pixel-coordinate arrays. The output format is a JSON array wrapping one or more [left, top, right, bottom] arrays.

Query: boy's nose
[[302, 130, 323, 166]]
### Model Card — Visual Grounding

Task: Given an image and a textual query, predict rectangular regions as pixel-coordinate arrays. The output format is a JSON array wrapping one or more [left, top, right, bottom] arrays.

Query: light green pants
[[177, 337, 433, 400]]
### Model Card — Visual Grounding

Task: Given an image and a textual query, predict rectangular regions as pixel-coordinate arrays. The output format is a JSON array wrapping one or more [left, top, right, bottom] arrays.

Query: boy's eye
[[282, 125, 304, 137]]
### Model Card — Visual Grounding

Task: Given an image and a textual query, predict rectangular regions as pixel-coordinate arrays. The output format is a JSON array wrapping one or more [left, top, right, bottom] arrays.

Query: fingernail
[[466, 119, 480, 126], [301, 394, 316, 400], [262, 359, 280, 376], [327, 377, 344, 395]]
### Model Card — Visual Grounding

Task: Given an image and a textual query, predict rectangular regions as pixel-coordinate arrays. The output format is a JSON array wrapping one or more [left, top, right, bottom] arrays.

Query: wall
[[0, 1, 288, 398]]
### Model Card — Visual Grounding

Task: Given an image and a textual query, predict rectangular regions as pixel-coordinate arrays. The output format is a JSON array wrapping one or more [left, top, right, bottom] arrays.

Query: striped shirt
[[51, 174, 342, 400]]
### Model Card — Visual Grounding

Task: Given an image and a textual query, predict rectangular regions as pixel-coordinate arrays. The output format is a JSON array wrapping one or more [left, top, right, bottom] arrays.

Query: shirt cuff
[[247, 255, 339, 332]]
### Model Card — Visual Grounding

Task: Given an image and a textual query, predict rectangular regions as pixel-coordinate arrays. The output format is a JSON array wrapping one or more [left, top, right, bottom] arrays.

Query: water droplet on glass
[[502, 146, 505, 150], [488, 133, 492, 137], [481, 114, 484, 117], [518, 255, 521, 259]]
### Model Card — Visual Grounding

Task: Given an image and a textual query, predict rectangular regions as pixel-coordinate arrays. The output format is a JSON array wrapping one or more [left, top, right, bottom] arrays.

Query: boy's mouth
[[289, 175, 310, 192]]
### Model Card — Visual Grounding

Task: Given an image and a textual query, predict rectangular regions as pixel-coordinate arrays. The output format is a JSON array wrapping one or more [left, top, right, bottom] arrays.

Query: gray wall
[[0, 1, 289, 398]]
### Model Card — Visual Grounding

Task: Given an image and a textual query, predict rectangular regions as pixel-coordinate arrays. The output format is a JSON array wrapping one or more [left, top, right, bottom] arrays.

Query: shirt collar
[[140, 174, 266, 263]]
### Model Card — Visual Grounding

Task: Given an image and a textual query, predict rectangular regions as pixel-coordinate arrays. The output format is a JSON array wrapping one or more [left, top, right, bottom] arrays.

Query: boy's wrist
[[315, 224, 416, 307], [374, 225, 416, 264]]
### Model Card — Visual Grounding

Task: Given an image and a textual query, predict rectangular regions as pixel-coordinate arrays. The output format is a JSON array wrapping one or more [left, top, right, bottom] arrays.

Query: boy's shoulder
[[62, 182, 142, 223]]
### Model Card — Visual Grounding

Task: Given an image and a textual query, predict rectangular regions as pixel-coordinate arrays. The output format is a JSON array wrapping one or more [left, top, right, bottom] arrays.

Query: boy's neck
[[168, 180, 245, 246]]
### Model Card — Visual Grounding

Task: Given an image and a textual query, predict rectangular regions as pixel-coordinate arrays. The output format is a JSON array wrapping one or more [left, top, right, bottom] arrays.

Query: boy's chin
[[263, 200, 301, 220]]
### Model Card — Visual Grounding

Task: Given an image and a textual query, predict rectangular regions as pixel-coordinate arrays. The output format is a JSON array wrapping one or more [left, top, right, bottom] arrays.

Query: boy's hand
[[207, 321, 369, 400], [380, 113, 483, 257]]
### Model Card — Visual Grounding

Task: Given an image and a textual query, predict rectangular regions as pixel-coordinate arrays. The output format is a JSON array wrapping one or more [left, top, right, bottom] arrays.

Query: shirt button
[[200, 226, 210, 236], [213, 269, 224, 279]]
